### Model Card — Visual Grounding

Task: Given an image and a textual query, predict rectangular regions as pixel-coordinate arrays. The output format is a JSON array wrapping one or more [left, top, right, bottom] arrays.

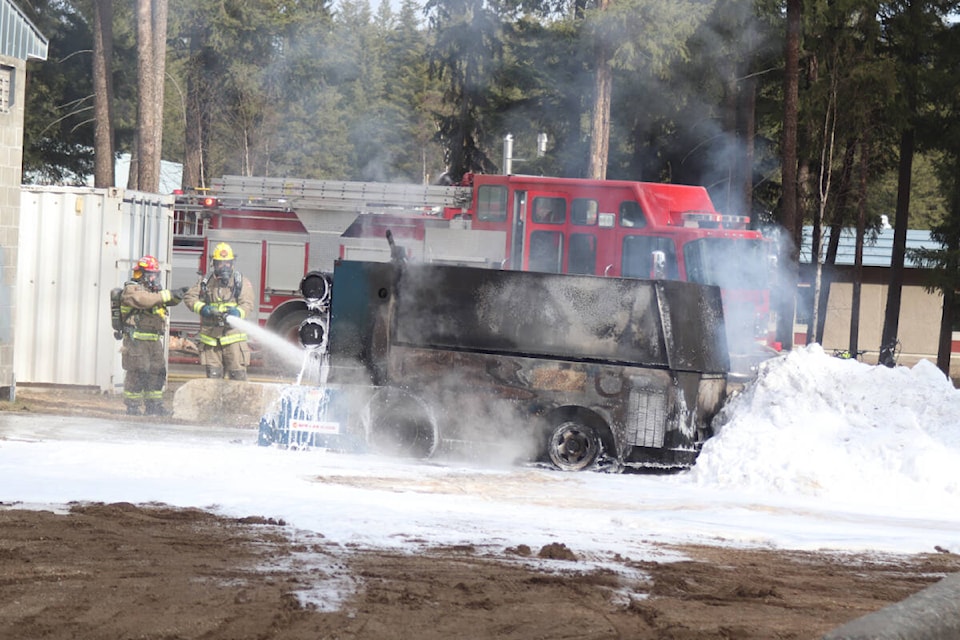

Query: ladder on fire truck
[[208, 175, 472, 216]]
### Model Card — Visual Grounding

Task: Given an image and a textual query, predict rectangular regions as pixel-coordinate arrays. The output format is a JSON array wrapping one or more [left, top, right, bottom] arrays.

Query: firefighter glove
[[200, 304, 220, 318], [168, 286, 189, 306], [226, 307, 242, 318]]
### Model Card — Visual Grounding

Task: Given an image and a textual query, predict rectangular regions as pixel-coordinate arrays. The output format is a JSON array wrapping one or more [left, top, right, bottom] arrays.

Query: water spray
[[225, 315, 306, 372]]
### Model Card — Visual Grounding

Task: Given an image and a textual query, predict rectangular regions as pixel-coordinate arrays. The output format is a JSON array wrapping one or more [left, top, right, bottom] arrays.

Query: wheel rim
[[366, 390, 438, 459], [547, 421, 600, 471]]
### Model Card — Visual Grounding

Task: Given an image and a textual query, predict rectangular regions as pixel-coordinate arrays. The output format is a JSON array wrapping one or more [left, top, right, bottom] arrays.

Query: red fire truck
[[171, 173, 777, 373]]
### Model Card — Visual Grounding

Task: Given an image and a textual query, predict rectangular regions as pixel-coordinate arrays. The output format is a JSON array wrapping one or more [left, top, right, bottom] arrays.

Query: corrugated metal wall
[[15, 186, 173, 392], [0, 0, 48, 61]]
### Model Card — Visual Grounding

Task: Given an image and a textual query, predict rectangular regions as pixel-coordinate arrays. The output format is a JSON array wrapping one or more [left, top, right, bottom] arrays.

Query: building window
[[0, 66, 14, 113]]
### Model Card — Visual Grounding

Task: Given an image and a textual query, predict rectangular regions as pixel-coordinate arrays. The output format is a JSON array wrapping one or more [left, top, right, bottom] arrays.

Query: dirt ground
[[2, 386, 960, 640]]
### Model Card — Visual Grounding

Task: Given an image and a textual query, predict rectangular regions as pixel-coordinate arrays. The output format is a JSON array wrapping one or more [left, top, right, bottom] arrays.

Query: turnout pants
[[122, 337, 166, 411]]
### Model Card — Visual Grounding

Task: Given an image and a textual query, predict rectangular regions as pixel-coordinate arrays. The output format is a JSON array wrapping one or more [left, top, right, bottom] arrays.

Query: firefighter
[[183, 242, 255, 380], [120, 255, 187, 416]]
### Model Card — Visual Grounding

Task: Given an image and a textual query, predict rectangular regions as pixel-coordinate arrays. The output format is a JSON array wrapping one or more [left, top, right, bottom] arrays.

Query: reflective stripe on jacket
[[198, 332, 248, 347]]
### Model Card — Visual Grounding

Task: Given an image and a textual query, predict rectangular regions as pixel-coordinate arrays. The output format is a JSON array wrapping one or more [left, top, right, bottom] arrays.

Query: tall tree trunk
[[936, 155, 960, 376], [938, 288, 955, 375], [721, 74, 737, 212], [127, 138, 139, 190], [815, 138, 857, 342], [809, 202, 821, 345], [587, 54, 611, 180], [879, 0, 922, 367], [879, 128, 914, 366], [776, 0, 802, 351], [810, 88, 837, 345], [586, 0, 611, 180], [92, 0, 115, 188], [182, 25, 206, 190], [135, 0, 169, 193], [850, 132, 870, 354], [183, 71, 203, 189], [739, 74, 756, 217]]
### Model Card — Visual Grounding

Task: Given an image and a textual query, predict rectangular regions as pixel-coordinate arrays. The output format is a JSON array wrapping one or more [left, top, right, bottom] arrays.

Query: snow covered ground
[[1, 345, 958, 565]]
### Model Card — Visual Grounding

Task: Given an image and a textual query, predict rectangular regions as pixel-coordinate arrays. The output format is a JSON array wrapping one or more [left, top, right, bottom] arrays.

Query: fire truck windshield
[[683, 238, 769, 290]]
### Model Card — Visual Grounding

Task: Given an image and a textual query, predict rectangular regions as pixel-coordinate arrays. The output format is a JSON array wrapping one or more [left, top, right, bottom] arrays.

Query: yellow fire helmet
[[212, 242, 235, 261]]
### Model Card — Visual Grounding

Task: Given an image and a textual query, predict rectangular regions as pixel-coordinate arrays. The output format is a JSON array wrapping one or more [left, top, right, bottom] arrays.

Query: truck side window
[[622, 236, 678, 279], [529, 231, 563, 273], [568, 234, 596, 275], [619, 201, 646, 228], [532, 197, 566, 224], [571, 199, 598, 226], [477, 185, 507, 221]]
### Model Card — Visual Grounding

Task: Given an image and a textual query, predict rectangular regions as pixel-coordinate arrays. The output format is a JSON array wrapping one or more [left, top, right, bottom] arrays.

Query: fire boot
[[125, 403, 141, 416], [228, 370, 247, 381], [205, 366, 224, 379], [144, 401, 169, 416]]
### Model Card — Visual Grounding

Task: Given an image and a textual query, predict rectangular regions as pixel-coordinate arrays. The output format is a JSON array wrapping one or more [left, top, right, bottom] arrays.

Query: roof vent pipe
[[502, 134, 513, 175]]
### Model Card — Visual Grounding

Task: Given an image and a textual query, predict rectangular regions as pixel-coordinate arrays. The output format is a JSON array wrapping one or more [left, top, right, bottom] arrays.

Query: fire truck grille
[[625, 390, 667, 448]]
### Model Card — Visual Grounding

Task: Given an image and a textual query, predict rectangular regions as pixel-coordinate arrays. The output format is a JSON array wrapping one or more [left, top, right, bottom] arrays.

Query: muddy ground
[[2, 386, 959, 640]]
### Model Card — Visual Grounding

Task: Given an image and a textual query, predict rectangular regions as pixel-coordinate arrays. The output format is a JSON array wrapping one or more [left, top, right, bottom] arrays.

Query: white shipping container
[[15, 186, 174, 392]]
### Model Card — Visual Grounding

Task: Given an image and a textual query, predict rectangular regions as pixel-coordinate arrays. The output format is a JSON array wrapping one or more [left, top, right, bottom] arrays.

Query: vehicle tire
[[365, 389, 438, 459], [271, 308, 310, 346], [545, 419, 602, 471]]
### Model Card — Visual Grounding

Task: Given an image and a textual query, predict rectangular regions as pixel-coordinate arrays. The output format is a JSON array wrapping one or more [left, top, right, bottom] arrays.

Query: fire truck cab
[[341, 173, 777, 371]]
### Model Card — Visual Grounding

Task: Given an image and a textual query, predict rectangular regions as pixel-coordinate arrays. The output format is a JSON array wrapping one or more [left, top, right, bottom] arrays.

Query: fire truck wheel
[[271, 309, 310, 345], [365, 389, 438, 460], [545, 419, 602, 472]]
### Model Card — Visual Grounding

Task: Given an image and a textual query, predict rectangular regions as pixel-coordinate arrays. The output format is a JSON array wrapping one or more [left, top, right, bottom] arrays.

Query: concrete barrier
[[172, 379, 285, 428], [822, 572, 960, 640]]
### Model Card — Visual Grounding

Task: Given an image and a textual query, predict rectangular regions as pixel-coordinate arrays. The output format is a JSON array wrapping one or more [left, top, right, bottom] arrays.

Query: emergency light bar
[[681, 211, 750, 229]]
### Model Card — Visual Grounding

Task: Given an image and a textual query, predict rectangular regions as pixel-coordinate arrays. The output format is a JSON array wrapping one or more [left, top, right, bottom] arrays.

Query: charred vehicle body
[[258, 258, 730, 472]]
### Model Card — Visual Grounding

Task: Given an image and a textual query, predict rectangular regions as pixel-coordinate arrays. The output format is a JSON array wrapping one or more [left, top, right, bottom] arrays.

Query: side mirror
[[652, 250, 666, 279]]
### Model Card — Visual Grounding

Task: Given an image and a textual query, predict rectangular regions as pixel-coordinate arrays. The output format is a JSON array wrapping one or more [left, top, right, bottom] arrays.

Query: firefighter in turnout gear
[[183, 242, 256, 380], [120, 256, 187, 416]]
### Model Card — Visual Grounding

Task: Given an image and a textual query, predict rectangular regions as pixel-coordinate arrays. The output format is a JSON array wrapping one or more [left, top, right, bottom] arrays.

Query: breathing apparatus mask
[[214, 259, 234, 283], [141, 270, 161, 292], [134, 255, 162, 292], [210, 242, 236, 284]]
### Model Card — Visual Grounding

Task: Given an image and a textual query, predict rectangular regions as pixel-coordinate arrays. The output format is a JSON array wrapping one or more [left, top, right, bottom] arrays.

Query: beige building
[[0, 1, 47, 400], [798, 226, 959, 377]]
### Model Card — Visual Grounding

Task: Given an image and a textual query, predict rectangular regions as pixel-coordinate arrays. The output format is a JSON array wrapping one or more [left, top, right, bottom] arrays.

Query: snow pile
[[691, 345, 960, 508]]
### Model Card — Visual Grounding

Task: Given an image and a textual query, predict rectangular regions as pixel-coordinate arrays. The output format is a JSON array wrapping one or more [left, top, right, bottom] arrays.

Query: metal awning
[[0, 0, 48, 61]]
